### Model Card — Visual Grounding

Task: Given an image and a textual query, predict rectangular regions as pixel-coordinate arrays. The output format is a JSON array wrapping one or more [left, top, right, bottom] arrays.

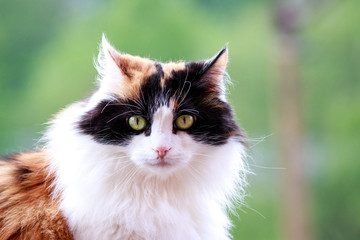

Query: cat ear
[[198, 46, 229, 99], [96, 34, 155, 95], [96, 34, 128, 90]]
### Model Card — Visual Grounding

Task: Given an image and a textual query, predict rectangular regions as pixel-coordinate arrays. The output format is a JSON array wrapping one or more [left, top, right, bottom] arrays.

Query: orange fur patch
[[108, 49, 158, 99], [0, 151, 73, 240], [170, 99, 179, 111], [161, 62, 186, 87]]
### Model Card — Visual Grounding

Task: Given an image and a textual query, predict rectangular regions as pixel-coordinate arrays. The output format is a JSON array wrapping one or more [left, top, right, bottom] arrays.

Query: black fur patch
[[16, 167, 32, 183], [78, 60, 244, 146], [78, 99, 149, 146], [155, 62, 164, 78], [78, 67, 164, 145], [164, 61, 243, 145]]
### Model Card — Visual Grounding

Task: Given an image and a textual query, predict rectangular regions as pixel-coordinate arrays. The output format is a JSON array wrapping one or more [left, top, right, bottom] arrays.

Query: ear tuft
[[94, 34, 125, 91], [200, 45, 228, 76], [101, 34, 122, 67], [197, 45, 229, 100]]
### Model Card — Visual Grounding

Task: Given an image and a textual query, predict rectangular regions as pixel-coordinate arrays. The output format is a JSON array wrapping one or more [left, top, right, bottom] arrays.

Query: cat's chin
[[147, 161, 173, 168], [142, 158, 183, 175]]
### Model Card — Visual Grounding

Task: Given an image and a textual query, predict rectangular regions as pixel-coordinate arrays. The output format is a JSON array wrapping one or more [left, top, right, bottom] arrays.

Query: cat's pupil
[[136, 117, 139, 125]]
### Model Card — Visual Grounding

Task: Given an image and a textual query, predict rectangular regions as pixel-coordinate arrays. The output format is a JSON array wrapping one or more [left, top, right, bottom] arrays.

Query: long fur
[[45, 102, 247, 239], [0, 36, 248, 240], [0, 152, 73, 239]]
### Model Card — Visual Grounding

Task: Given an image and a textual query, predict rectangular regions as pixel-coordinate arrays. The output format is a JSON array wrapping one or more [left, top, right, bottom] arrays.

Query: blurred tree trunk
[[275, 1, 311, 240]]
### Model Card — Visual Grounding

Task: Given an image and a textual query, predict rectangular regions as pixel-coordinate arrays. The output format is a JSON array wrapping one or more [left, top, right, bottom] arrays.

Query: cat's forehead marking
[[160, 62, 186, 87], [112, 54, 158, 99], [169, 98, 180, 111]]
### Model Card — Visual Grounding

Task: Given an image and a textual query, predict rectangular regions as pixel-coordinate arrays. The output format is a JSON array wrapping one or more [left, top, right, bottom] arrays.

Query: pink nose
[[155, 147, 171, 159]]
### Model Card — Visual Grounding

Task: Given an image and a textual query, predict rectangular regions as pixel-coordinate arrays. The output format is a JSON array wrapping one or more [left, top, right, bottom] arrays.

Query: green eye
[[128, 116, 147, 131], [175, 115, 194, 130]]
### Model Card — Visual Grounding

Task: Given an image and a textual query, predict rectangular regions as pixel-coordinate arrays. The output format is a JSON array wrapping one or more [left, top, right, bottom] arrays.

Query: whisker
[[248, 164, 285, 170], [95, 127, 111, 134], [240, 203, 266, 219], [106, 110, 139, 123], [192, 152, 212, 158], [175, 67, 189, 103], [101, 99, 117, 113], [177, 81, 192, 109], [105, 102, 142, 111], [247, 133, 274, 149], [178, 108, 200, 117]]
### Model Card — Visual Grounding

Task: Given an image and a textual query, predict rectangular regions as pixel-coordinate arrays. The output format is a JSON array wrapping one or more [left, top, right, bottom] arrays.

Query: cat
[[0, 35, 247, 240]]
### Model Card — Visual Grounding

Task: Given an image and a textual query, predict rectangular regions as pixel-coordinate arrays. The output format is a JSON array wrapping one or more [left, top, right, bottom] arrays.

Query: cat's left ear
[[198, 46, 229, 99]]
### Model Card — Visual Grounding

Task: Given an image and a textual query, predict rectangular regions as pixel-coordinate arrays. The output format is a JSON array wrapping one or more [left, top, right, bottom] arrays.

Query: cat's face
[[78, 36, 243, 175]]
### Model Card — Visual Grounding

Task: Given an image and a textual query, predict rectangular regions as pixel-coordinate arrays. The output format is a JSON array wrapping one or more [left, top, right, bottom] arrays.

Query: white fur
[[45, 38, 247, 239], [86, 35, 123, 111], [46, 101, 246, 240], [128, 106, 193, 176]]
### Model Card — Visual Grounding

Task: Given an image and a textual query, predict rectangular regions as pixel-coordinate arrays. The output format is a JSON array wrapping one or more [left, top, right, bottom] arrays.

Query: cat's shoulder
[[0, 151, 73, 240]]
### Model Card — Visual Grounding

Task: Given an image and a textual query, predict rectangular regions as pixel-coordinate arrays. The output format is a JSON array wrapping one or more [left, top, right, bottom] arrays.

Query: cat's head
[[77, 35, 244, 176]]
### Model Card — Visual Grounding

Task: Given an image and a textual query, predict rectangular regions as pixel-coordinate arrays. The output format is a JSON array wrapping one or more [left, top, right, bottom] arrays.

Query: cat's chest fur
[[66, 178, 230, 240], [69, 186, 226, 240]]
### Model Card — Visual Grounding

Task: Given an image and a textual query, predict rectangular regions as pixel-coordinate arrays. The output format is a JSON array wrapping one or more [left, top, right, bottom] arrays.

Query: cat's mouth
[[145, 156, 177, 169], [148, 160, 173, 168]]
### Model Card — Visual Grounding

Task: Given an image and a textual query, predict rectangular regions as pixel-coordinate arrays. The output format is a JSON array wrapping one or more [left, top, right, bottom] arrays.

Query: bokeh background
[[0, 0, 359, 239]]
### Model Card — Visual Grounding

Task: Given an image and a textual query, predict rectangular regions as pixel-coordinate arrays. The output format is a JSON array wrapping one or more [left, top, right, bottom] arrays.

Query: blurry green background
[[0, 0, 359, 239]]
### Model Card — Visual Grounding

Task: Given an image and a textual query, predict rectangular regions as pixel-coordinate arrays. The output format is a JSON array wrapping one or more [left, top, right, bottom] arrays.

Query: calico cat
[[0, 35, 247, 240]]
